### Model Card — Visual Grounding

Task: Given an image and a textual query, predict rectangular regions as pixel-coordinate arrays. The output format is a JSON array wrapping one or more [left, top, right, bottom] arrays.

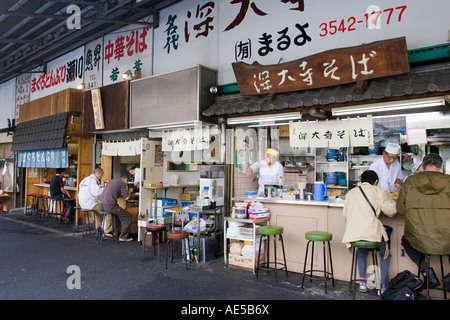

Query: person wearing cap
[[369, 143, 403, 193], [246, 148, 285, 193]]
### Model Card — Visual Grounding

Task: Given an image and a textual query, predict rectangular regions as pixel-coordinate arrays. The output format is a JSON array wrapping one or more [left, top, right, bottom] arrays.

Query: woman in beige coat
[[342, 170, 397, 293]]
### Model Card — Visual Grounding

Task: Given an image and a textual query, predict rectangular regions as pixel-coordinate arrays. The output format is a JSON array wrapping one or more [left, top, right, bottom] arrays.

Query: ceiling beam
[[0, 9, 156, 26]]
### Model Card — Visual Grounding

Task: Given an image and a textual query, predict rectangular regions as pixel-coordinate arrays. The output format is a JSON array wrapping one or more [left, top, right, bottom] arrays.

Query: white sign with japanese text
[[290, 117, 373, 148], [103, 24, 153, 86], [30, 47, 84, 101], [84, 38, 103, 90], [153, 0, 449, 84], [162, 126, 211, 152]]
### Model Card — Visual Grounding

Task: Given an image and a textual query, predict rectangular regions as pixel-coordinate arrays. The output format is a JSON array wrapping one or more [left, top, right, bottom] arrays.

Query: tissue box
[[249, 212, 270, 220], [247, 208, 268, 214], [152, 197, 178, 207]]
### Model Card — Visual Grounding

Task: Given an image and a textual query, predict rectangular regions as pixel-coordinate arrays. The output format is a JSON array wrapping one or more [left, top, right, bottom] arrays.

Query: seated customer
[[397, 153, 450, 288], [78, 167, 113, 236], [99, 174, 134, 242], [342, 170, 397, 294], [50, 168, 75, 222]]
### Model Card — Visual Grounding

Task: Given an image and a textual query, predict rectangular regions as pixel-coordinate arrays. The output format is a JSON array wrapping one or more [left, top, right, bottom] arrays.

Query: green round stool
[[256, 226, 288, 283], [302, 231, 335, 293], [350, 240, 380, 299]]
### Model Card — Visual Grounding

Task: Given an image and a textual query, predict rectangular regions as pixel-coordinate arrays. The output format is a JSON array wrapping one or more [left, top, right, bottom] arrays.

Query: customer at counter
[[78, 168, 113, 237], [397, 153, 450, 288], [369, 143, 403, 193], [246, 148, 285, 194], [50, 168, 75, 223], [342, 170, 397, 294], [100, 174, 134, 242]]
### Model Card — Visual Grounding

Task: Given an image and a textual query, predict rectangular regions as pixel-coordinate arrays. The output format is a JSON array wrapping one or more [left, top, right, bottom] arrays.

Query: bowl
[[338, 178, 347, 186], [326, 172, 337, 185]]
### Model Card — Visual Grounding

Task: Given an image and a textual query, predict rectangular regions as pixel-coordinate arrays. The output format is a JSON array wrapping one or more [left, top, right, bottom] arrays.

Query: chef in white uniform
[[246, 148, 285, 194], [369, 143, 403, 192]]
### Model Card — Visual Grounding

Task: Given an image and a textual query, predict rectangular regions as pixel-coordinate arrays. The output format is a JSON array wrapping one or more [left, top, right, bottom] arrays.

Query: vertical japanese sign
[[290, 117, 373, 148], [91, 88, 105, 130], [103, 25, 153, 86], [84, 38, 103, 90], [15, 74, 31, 122], [154, 0, 219, 74]]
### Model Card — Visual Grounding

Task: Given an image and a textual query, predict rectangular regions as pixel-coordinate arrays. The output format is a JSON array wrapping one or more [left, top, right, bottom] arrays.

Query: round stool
[[50, 198, 64, 224], [41, 195, 52, 220], [34, 194, 44, 218], [142, 224, 166, 261], [350, 240, 380, 299], [26, 193, 36, 216], [73, 207, 92, 240], [166, 230, 189, 269], [97, 211, 118, 245], [302, 231, 335, 293], [256, 225, 288, 283], [174, 220, 190, 229], [419, 254, 448, 300]]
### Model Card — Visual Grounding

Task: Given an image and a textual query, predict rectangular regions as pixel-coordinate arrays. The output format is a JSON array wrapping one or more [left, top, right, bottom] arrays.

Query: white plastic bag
[[184, 218, 206, 233]]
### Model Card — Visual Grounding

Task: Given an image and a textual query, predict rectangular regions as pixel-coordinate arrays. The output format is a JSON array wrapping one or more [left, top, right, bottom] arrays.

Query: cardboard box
[[180, 193, 198, 201], [228, 253, 264, 270]]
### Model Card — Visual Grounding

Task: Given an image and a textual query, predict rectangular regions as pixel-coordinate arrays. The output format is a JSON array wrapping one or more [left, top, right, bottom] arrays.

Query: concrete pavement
[[3, 207, 438, 316]]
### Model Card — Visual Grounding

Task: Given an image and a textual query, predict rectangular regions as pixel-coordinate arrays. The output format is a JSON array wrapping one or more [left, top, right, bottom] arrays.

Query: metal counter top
[[232, 197, 345, 208]]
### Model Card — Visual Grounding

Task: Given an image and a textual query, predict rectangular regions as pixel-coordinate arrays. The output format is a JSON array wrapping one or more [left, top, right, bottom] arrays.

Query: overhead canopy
[[203, 67, 450, 119], [11, 113, 69, 152]]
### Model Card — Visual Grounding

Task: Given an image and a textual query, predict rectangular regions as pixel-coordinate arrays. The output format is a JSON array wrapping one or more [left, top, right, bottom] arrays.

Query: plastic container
[[314, 182, 327, 201]]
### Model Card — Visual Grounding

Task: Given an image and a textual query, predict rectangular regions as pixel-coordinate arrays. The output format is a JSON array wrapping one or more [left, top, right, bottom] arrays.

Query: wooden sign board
[[91, 88, 105, 130], [232, 37, 410, 96]]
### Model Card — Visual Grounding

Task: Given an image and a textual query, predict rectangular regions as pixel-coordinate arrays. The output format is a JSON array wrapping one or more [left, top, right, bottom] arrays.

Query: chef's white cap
[[384, 143, 401, 155]]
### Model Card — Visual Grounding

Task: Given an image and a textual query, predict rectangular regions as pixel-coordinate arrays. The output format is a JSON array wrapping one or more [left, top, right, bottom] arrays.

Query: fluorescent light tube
[[331, 97, 445, 116], [227, 112, 301, 125]]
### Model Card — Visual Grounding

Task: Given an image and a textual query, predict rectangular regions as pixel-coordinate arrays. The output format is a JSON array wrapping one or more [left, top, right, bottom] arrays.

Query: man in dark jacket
[[100, 175, 134, 242], [50, 168, 75, 222], [397, 153, 450, 288]]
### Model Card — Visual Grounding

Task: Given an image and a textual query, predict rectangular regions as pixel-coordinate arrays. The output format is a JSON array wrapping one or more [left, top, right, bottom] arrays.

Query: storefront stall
[[204, 37, 450, 295], [129, 65, 222, 242], [12, 89, 94, 209]]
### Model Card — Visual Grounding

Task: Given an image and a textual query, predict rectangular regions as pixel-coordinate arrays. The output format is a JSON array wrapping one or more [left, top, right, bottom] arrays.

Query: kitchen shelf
[[224, 216, 269, 273]]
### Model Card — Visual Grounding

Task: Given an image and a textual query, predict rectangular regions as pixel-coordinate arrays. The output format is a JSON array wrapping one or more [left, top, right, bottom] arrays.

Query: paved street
[[0, 208, 437, 316]]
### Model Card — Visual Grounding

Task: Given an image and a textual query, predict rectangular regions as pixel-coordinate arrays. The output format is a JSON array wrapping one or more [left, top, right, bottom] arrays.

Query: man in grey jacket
[[100, 174, 134, 242]]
